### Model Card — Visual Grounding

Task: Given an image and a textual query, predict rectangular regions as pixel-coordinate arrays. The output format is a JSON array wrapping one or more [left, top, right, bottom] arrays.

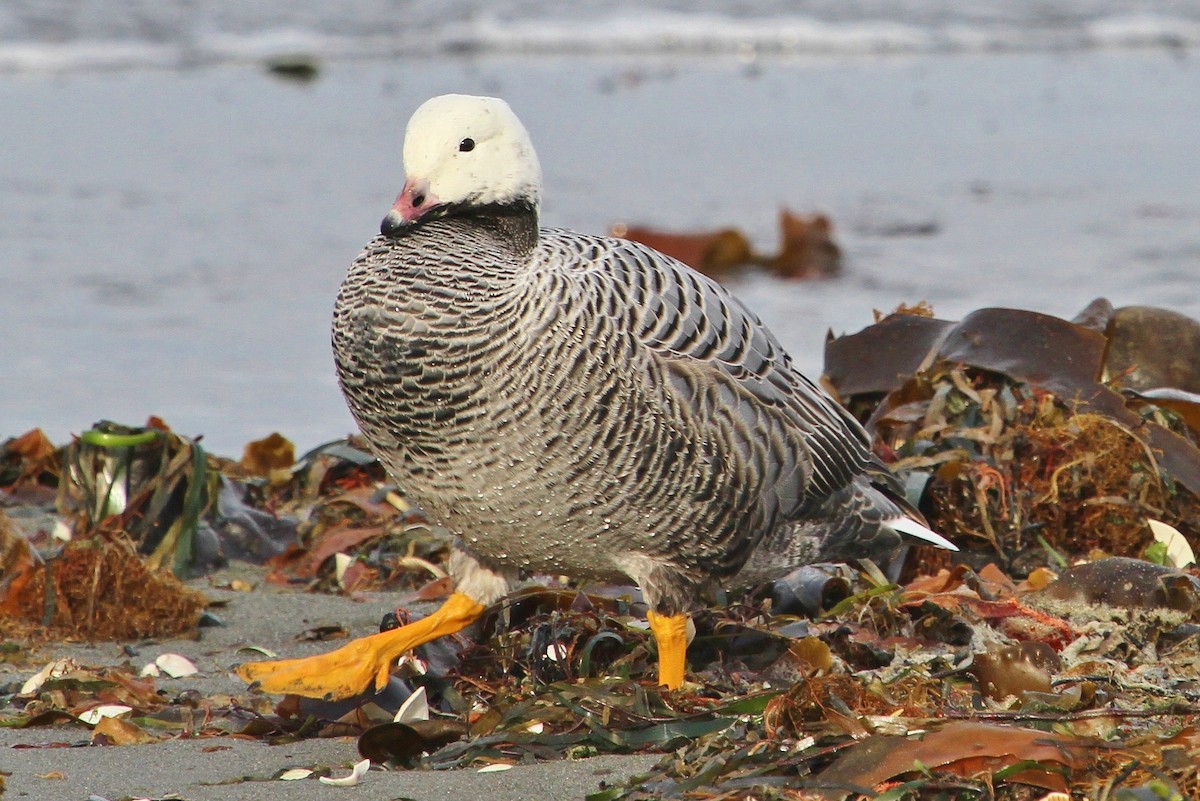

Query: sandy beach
[[0, 566, 660, 800]]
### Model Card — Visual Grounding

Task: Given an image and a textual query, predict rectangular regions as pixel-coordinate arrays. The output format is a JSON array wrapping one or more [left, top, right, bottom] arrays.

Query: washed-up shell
[[393, 686, 429, 723], [153, 653, 198, 678], [277, 768, 314, 781], [51, 519, 73, 541], [318, 759, 370, 786], [334, 552, 354, 588], [1148, 519, 1197, 568], [21, 658, 79, 695], [544, 642, 569, 663], [477, 763, 514, 773], [79, 705, 134, 725], [235, 644, 278, 658]]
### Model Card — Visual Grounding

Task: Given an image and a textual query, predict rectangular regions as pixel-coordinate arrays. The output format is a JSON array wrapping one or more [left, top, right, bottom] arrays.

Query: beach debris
[[968, 642, 1059, 702], [357, 719, 467, 768], [265, 54, 321, 84], [1, 532, 205, 641], [393, 685, 429, 723], [824, 300, 1200, 575], [609, 224, 754, 278], [276, 768, 314, 781], [78, 704, 133, 725], [0, 424, 428, 641], [1148, 518, 1197, 568], [610, 208, 841, 281], [334, 552, 355, 589], [20, 658, 79, 695], [0, 507, 44, 620], [7, 420, 302, 588], [235, 644, 278, 658], [768, 209, 842, 279], [296, 624, 349, 642], [1034, 557, 1200, 612], [819, 721, 1095, 793], [318, 758, 370, 786], [1098, 304, 1200, 395], [63, 421, 210, 575], [3, 298, 1200, 796], [150, 652, 199, 678], [91, 714, 156, 746], [0, 428, 60, 502], [768, 564, 854, 616], [239, 432, 296, 478]]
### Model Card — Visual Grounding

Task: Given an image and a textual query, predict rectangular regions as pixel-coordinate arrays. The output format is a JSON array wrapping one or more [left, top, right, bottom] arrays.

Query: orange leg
[[234, 592, 485, 700], [646, 610, 689, 690]]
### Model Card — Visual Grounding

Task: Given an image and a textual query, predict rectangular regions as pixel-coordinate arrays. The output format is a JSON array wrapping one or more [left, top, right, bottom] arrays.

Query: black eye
[[458, 138, 475, 152]]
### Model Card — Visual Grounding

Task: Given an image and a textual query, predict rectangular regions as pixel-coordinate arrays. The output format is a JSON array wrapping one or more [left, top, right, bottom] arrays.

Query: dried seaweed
[[1, 534, 205, 640]]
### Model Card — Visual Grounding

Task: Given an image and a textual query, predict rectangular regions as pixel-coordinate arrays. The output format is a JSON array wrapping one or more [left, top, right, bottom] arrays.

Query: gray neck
[[425, 199, 540, 258]]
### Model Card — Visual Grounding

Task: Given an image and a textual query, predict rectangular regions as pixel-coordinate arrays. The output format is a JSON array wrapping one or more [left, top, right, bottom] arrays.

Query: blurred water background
[[3, 2, 1199, 453]]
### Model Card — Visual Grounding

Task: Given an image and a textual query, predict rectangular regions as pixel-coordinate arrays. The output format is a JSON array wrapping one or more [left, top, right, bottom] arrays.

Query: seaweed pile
[[824, 299, 1200, 577], [2, 299, 1199, 800]]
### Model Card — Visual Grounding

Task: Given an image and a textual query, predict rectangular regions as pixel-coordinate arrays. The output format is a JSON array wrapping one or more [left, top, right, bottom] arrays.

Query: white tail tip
[[888, 516, 958, 551]]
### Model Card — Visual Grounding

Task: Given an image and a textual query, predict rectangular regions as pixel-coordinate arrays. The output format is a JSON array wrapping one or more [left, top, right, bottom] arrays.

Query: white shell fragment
[[318, 759, 370, 787], [154, 653, 199, 678], [139, 663, 161, 678], [51, 519, 73, 542], [277, 768, 314, 781], [334, 552, 354, 588], [526, 722, 545, 734], [394, 686, 429, 723], [477, 763, 514, 773], [395, 654, 428, 675], [79, 705, 133, 725], [21, 658, 78, 695], [1148, 519, 1197, 568], [235, 644, 278, 658]]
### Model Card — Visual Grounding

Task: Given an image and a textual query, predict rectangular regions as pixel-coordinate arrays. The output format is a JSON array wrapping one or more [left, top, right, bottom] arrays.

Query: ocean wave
[[1, 11, 1198, 74]]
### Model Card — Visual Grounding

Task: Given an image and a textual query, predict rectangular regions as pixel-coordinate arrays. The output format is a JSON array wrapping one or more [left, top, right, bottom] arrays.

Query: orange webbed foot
[[234, 592, 485, 700]]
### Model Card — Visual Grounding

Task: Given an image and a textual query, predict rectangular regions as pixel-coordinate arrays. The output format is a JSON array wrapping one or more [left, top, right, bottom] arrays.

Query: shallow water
[[3, 50, 1199, 453], [3, 1, 1200, 71]]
